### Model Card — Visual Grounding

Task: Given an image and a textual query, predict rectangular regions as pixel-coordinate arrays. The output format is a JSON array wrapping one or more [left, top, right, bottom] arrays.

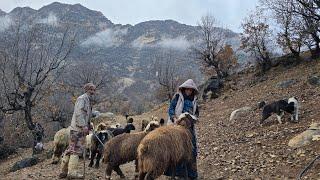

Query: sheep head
[[151, 116, 158, 122], [96, 122, 108, 131], [125, 123, 136, 132], [144, 121, 160, 132], [176, 113, 197, 129], [258, 101, 266, 109], [127, 118, 134, 124]]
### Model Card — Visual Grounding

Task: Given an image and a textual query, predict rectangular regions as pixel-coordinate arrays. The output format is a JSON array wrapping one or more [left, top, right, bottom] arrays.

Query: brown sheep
[[103, 121, 160, 180], [137, 113, 195, 180]]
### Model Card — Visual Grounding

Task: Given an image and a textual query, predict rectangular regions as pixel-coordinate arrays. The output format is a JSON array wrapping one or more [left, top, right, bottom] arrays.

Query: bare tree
[[63, 61, 111, 89], [62, 60, 115, 100], [194, 14, 229, 79], [36, 85, 74, 128], [261, 0, 320, 58], [262, 0, 304, 57], [0, 19, 76, 154], [241, 11, 273, 73], [154, 51, 180, 101], [291, 0, 320, 21], [290, 0, 320, 57]]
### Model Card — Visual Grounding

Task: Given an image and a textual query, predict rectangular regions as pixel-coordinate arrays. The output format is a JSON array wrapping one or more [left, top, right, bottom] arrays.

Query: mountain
[[0, 2, 245, 110], [0, 9, 6, 16]]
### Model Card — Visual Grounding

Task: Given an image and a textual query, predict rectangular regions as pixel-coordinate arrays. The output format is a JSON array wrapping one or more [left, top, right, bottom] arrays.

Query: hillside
[[1, 60, 320, 179], [0, 2, 244, 106]]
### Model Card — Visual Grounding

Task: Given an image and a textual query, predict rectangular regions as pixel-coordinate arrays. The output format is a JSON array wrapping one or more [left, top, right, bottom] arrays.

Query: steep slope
[[1, 59, 320, 179], [197, 60, 320, 179]]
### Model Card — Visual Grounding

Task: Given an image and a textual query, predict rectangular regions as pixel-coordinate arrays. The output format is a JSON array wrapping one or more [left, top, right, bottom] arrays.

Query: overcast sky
[[0, 0, 259, 32]]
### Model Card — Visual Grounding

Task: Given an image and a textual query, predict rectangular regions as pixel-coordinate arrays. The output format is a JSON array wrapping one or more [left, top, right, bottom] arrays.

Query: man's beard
[[88, 94, 95, 101]]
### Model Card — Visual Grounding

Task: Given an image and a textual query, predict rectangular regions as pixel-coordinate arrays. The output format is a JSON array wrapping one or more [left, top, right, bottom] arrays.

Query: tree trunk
[[24, 108, 37, 155], [260, 57, 272, 74], [311, 46, 320, 59], [24, 87, 44, 155]]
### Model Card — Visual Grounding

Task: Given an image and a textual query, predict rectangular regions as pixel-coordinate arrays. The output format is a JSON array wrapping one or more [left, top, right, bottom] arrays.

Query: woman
[[167, 79, 199, 180]]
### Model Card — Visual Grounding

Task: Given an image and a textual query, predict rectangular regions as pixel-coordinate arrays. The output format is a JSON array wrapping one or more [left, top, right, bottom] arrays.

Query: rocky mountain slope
[[1, 59, 320, 179], [0, 2, 243, 104]]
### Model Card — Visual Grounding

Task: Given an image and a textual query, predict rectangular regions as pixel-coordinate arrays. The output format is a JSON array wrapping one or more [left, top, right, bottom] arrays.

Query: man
[[59, 83, 96, 179]]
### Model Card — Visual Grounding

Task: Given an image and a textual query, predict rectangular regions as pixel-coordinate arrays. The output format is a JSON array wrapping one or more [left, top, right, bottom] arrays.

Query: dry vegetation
[[0, 58, 319, 179]]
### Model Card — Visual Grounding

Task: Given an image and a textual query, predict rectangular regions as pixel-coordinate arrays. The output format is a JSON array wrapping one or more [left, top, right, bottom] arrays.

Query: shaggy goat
[[88, 130, 113, 168], [85, 122, 109, 157], [259, 97, 299, 124], [137, 113, 195, 180], [108, 123, 136, 136], [109, 123, 121, 129], [52, 122, 108, 164], [51, 127, 70, 164], [103, 121, 160, 180], [127, 117, 134, 124]]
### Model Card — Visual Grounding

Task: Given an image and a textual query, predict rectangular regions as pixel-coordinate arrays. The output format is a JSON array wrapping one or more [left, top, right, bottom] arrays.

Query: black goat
[[89, 130, 113, 168], [108, 123, 136, 137]]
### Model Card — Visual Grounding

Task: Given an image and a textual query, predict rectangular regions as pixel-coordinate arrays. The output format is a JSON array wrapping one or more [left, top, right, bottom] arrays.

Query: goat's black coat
[[260, 99, 295, 124], [108, 123, 136, 137]]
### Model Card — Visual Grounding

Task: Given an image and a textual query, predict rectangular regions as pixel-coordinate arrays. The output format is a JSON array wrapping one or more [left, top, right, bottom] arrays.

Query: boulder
[[288, 123, 320, 148], [200, 76, 223, 100], [99, 112, 115, 119], [91, 112, 116, 125], [308, 76, 320, 86], [0, 144, 16, 160], [229, 106, 252, 121], [10, 157, 39, 172], [277, 79, 296, 88]]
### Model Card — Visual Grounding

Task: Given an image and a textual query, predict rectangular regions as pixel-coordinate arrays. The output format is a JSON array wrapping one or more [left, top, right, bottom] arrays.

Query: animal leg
[[51, 146, 59, 164], [295, 106, 299, 121], [105, 163, 113, 180], [144, 172, 153, 180], [134, 159, 139, 178], [290, 114, 294, 121], [95, 151, 102, 168], [260, 113, 271, 125], [89, 149, 96, 167], [184, 162, 188, 180], [139, 172, 147, 180], [114, 165, 125, 178], [276, 111, 284, 124], [171, 165, 176, 180]]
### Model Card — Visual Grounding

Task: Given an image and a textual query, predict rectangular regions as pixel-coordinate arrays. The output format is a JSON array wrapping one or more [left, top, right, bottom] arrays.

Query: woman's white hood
[[178, 79, 199, 94]]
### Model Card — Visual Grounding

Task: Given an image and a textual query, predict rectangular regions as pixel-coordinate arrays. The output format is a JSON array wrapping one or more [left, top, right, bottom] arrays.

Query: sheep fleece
[[52, 127, 70, 161], [103, 131, 148, 165], [137, 125, 193, 178]]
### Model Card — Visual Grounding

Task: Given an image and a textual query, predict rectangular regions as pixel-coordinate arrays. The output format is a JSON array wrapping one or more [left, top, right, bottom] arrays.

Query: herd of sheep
[[51, 112, 195, 179]]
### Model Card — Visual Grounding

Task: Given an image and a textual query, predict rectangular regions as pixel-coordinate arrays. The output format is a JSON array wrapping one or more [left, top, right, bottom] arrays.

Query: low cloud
[[157, 36, 192, 51], [132, 35, 192, 51], [0, 15, 12, 32], [82, 27, 128, 48], [37, 13, 58, 26]]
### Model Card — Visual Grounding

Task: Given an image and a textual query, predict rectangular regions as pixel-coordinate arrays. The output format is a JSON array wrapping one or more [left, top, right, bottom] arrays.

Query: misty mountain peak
[[0, 9, 6, 16], [38, 2, 113, 26]]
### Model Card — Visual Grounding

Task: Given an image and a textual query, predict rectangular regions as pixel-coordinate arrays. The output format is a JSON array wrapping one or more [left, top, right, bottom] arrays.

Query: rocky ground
[[1, 59, 320, 179]]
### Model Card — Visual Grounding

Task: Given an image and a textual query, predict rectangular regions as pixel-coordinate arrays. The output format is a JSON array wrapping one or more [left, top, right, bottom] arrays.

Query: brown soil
[[1, 60, 320, 180]]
